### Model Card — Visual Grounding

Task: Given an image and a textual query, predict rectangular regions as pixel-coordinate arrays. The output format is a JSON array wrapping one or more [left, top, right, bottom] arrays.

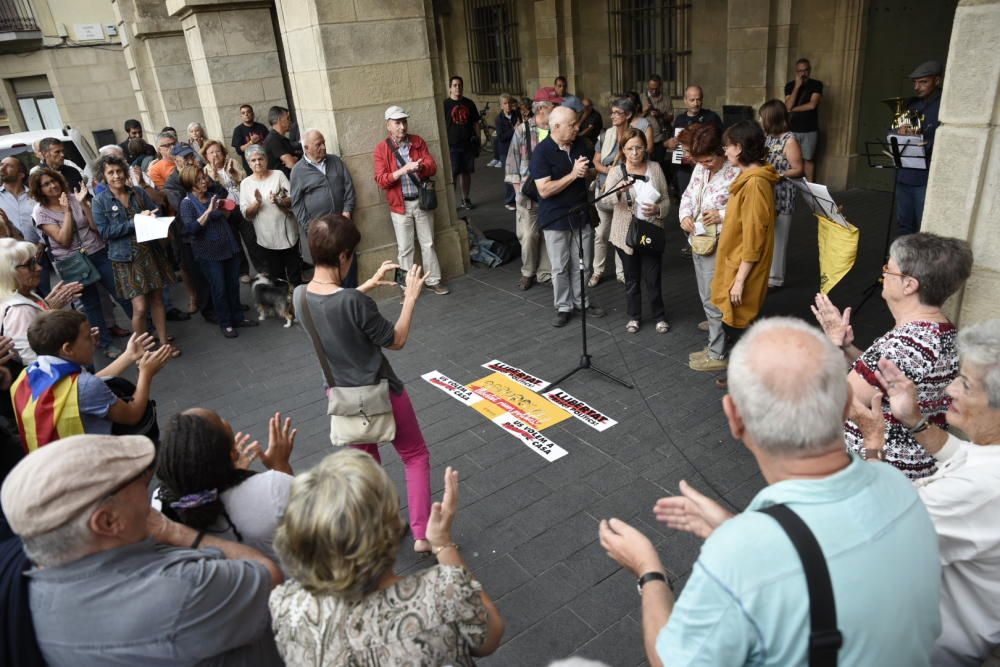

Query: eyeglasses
[[624, 146, 645, 153], [610, 110, 626, 116], [15, 257, 39, 270], [880, 263, 912, 281], [159, 142, 176, 149]]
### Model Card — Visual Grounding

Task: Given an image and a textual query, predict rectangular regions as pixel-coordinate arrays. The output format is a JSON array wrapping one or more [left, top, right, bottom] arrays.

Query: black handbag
[[519, 126, 539, 202], [620, 165, 664, 255], [388, 138, 437, 211]]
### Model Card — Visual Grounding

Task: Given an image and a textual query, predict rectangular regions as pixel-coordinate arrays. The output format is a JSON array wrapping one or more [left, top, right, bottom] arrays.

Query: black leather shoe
[[202, 311, 218, 324], [574, 304, 606, 318], [235, 319, 259, 328], [553, 311, 571, 327], [222, 327, 238, 338], [165, 308, 191, 322]]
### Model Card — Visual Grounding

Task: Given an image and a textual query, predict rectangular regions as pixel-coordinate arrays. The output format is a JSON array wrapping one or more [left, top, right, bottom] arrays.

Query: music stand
[[853, 136, 929, 314], [546, 178, 636, 390]]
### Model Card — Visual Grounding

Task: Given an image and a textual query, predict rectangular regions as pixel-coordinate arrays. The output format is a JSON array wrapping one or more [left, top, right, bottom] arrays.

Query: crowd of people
[[0, 54, 994, 667]]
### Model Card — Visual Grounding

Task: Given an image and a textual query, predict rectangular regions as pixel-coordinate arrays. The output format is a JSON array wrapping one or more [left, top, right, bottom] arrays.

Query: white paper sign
[[480, 360, 549, 391], [492, 413, 568, 461], [134, 215, 174, 243], [542, 388, 618, 432], [421, 371, 482, 406], [74, 23, 104, 41], [632, 180, 661, 221]]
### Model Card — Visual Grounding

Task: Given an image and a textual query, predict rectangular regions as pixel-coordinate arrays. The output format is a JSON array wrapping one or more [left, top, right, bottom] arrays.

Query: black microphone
[[626, 173, 649, 182]]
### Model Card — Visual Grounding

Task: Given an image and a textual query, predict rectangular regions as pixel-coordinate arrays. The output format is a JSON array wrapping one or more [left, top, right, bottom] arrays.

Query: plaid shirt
[[389, 139, 419, 200]]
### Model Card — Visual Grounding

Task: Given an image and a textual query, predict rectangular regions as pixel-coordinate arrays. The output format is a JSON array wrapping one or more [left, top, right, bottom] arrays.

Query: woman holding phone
[[92, 154, 177, 354], [179, 165, 255, 338]]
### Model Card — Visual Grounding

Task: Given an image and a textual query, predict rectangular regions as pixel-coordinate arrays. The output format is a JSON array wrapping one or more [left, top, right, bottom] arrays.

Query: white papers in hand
[[632, 180, 661, 221], [134, 214, 174, 243], [693, 222, 707, 236]]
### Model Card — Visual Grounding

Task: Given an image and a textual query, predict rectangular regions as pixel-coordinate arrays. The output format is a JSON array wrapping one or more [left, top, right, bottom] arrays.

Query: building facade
[[0, 0, 996, 321]]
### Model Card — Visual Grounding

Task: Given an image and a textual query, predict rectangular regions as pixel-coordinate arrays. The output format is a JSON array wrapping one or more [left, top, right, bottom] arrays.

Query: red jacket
[[374, 134, 438, 214]]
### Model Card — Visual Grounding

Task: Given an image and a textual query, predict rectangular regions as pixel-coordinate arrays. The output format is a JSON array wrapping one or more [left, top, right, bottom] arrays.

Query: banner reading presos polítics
[[542, 387, 618, 432], [421, 371, 482, 406], [480, 360, 549, 391], [492, 413, 568, 462]]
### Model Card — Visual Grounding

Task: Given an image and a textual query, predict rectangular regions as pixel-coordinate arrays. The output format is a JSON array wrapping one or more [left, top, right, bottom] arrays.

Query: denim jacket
[[92, 187, 159, 262]]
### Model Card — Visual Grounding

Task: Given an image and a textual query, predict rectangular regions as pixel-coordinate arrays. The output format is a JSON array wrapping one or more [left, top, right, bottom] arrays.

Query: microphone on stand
[[626, 173, 649, 182]]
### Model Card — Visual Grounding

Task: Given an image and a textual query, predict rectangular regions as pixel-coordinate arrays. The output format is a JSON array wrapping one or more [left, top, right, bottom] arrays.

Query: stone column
[[921, 0, 1000, 324], [166, 0, 287, 143], [111, 0, 201, 135], [273, 0, 468, 292]]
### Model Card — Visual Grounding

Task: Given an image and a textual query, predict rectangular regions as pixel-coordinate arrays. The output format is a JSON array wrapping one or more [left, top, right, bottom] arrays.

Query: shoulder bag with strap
[[758, 503, 843, 667], [690, 168, 721, 257], [519, 125, 540, 202], [39, 209, 101, 286], [293, 285, 396, 446], [387, 138, 437, 211], [622, 164, 665, 255]]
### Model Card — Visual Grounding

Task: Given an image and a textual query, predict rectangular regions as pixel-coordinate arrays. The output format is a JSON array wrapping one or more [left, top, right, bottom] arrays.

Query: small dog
[[251, 275, 295, 328]]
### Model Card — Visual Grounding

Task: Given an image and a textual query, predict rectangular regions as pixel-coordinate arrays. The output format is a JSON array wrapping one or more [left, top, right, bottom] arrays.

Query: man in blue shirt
[[529, 106, 605, 327], [600, 317, 941, 667], [895, 60, 943, 236]]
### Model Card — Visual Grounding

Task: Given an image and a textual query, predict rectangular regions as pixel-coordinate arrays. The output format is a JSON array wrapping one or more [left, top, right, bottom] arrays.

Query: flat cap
[[909, 60, 943, 79], [1, 434, 155, 538], [384, 105, 409, 121]]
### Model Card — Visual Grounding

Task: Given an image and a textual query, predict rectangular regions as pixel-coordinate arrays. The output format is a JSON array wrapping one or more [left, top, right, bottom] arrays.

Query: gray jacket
[[289, 154, 355, 229]]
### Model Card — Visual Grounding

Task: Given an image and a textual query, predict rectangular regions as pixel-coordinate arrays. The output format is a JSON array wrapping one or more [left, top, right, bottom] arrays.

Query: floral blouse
[[270, 565, 488, 666], [765, 132, 796, 215], [678, 162, 742, 225], [844, 320, 958, 479]]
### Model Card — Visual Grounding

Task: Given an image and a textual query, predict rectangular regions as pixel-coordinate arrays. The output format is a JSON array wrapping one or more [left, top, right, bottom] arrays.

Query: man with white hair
[[600, 317, 941, 666], [505, 99, 553, 290], [0, 433, 284, 666], [852, 319, 1000, 666], [374, 106, 449, 295], [530, 105, 604, 327]]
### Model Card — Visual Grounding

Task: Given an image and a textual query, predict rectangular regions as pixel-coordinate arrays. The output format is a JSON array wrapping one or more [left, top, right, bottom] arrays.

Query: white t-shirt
[[239, 170, 299, 250]]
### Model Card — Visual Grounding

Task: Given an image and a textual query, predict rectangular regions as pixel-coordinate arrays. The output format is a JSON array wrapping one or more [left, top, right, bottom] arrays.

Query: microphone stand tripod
[[547, 176, 638, 390]]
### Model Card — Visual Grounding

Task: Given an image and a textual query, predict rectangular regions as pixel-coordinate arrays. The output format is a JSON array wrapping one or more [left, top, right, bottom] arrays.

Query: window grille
[[0, 0, 40, 32], [608, 0, 691, 98], [464, 0, 523, 96]]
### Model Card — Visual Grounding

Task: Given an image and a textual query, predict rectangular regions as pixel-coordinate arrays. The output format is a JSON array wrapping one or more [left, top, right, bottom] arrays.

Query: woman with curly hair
[[270, 449, 504, 666]]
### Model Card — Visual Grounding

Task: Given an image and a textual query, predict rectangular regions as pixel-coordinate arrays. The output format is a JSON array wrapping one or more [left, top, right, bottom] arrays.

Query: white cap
[[384, 106, 409, 121]]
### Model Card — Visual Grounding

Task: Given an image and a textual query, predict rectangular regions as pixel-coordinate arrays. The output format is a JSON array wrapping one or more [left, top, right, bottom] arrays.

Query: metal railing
[[608, 0, 691, 98], [465, 0, 523, 96], [0, 0, 39, 32]]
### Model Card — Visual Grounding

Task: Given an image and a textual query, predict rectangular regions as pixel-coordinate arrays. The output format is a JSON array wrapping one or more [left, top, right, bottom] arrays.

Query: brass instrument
[[882, 97, 924, 134]]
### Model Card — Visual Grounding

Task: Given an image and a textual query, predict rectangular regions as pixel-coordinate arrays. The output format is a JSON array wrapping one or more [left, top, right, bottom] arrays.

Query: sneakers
[[504, 203, 516, 211], [574, 304, 606, 318], [626, 320, 639, 334], [690, 355, 728, 372], [553, 311, 571, 327], [459, 198, 475, 210], [222, 327, 238, 339], [655, 321, 670, 334], [427, 283, 450, 295], [518, 275, 535, 291], [487, 159, 502, 168]]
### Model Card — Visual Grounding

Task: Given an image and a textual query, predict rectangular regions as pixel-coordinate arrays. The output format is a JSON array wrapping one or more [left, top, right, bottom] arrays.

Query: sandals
[[626, 320, 640, 334]]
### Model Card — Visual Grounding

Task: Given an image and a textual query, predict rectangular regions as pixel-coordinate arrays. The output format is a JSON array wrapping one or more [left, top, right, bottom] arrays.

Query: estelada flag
[[11, 356, 85, 453], [817, 214, 859, 294]]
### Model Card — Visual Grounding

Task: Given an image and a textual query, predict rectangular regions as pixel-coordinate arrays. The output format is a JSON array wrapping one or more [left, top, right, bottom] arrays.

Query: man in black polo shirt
[[529, 106, 606, 328], [664, 85, 723, 197], [231, 104, 269, 174], [263, 106, 300, 178], [118, 119, 156, 165], [36, 138, 85, 193], [784, 58, 823, 182]]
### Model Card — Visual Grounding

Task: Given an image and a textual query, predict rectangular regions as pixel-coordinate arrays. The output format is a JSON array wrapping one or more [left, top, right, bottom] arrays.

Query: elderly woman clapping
[[239, 144, 301, 284], [849, 319, 1000, 666], [812, 232, 973, 479], [269, 449, 505, 666]]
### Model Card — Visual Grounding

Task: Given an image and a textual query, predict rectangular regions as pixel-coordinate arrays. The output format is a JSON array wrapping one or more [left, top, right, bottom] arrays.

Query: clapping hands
[[233, 412, 297, 474], [653, 480, 734, 540], [811, 293, 854, 349], [45, 280, 84, 309]]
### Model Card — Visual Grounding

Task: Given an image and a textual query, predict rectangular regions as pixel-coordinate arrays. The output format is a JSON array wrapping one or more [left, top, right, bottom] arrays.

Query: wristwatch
[[860, 448, 886, 461], [636, 571, 669, 596]]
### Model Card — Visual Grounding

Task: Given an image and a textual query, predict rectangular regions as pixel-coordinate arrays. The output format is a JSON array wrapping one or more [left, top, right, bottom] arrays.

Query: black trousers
[[261, 246, 304, 285], [235, 212, 269, 276], [616, 247, 665, 322]]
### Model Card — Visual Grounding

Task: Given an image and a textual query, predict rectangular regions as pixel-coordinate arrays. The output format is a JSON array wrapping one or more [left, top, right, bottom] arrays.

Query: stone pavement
[[145, 157, 894, 666]]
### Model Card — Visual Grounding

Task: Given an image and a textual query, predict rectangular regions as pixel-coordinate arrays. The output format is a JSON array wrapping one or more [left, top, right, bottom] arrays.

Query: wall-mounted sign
[[73, 24, 104, 41]]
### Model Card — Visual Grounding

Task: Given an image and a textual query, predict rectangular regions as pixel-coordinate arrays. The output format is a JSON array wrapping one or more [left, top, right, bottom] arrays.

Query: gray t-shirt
[[28, 540, 281, 666], [305, 289, 403, 393]]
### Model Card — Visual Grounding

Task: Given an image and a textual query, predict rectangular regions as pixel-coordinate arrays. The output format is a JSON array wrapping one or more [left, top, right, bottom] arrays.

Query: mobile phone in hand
[[394, 267, 407, 287]]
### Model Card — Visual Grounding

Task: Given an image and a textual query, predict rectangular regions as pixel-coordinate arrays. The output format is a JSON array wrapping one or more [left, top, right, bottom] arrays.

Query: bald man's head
[[727, 317, 848, 457], [302, 130, 327, 163], [549, 106, 579, 144]]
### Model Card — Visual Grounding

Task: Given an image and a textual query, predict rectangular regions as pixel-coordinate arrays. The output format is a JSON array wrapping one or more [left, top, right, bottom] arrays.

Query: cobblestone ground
[[143, 157, 894, 666]]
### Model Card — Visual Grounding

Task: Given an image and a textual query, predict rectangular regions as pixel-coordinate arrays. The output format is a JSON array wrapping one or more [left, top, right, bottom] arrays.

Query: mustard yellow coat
[[710, 165, 780, 328]]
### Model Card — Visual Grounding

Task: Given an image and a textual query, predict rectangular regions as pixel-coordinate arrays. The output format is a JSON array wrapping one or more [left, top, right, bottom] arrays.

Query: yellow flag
[[817, 214, 859, 294]]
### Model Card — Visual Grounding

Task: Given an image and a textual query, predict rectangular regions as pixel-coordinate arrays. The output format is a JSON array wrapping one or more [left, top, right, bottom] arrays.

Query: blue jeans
[[79, 248, 134, 348], [896, 182, 926, 236], [198, 255, 244, 328]]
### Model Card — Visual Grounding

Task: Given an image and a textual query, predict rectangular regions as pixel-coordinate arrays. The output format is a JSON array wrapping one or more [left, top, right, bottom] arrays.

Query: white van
[[0, 127, 99, 184]]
